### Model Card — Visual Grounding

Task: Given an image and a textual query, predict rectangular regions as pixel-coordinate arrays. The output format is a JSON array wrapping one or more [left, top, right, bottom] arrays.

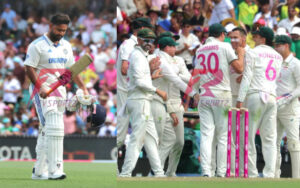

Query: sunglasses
[[141, 38, 155, 44]]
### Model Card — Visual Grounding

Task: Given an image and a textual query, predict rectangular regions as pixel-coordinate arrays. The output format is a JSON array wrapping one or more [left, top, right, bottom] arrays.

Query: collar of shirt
[[284, 53, 294, 64], [205, 37, 219, 44], [135, 45, 149, 57], [43, 33, 64, 47], [130, 34, 138, 44], [159, 50, 175, 63]]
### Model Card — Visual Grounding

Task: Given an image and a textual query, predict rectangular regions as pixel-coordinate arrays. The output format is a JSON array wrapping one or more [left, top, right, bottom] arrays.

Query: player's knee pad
[[45, 111, 64, 136]]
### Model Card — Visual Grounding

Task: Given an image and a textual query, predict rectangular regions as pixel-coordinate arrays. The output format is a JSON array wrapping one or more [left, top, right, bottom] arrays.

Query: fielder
[[117, 17, 153, 148], [149, 36, 199, 177], [193, 23, 245, 177], [24, 13, 88, 180], [274, 35, 300, 178], [236, 27, 282, 178], [119, 28, 167, 177]]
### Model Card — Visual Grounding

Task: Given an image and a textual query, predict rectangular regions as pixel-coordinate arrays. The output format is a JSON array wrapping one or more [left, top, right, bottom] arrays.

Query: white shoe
[[32, 173, 48, 180], [154, 174, 166, 178], [118, 174, 131, 177], [48, 172, 66, 180]]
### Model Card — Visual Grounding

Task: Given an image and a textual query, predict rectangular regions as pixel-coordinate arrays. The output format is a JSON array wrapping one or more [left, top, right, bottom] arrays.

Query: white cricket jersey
[[230, 45, 250, 96], [193, 37, 237, 99], [127, 46, 156, 100], [276, 53, 300, 97], [117, 35, 137, 93], [174, 56, 191, 84], [237, 45, 283, 102], [150, 51, 196, 104], [24, 33, 75, 99], [176, 33, 199, 65]]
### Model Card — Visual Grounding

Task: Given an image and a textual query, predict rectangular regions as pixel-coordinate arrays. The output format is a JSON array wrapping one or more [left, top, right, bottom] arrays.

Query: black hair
[[50, 13, 70, 25], [265, 39, 273, 47], [209, 32, 223, 38], [232, 27, 247, 36]]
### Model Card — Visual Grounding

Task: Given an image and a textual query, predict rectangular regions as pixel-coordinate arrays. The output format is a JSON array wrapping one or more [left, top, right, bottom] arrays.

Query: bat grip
[[46, 81, 61, 97]]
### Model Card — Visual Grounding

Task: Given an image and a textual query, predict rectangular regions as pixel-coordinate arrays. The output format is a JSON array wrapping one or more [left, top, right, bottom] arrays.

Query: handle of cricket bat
[[46, 81, 62, 97]]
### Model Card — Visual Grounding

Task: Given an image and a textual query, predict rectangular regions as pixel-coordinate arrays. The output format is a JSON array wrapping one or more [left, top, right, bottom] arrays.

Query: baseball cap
[[158, 37, 178, 47], [209, 23, 226, 36], [225, 23, 237, 33], [291, 27, 300, 35], [107, 59, 116, 65], [275, 35, 292, 45], [158, 31, 180, 40], [137, 28, 156, 39], [276, 27, 288, 36], [251, 26, 274, 42], [133, 17, 153, 29]]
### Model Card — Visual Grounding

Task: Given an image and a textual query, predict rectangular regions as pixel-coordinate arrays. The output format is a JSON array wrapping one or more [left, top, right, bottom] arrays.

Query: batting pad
[[288, 140, 300, 178], [45, 111, 64, 136], [47, 135, 64, 175], [34, 125, 48, 176]]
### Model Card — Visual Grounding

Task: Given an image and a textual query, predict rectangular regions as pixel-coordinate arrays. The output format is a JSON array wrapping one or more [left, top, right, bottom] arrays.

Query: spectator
[[158, 4, 170, 22], [12, 56, 25, 87], [3, 70, 21, 105], [147, 6, 160, 26], [276, 0, 300, 20], [208, 0, 235, 26], [176, 20, 199, 69], [0, 117, 13, 135], [291, 26, 300, 59], [238, 0, 258, 28], [26, 117, 39, 136], [117, 0, 137, 17], [190, 0, 206, 26], [278, 5, 300, 33], [16, 14, 27, 32], [151, 0, 169, 10], [91, 21, 107, 44], [98, 116, 116, 137], [83, 12, 98, 34], [94, 44, 110, 79], [0, 4, 17, 31], [64, 111, 77, 135], [102, 59, 117, 94], [253, 0, 277, 29], [34, 16, 49, 36]]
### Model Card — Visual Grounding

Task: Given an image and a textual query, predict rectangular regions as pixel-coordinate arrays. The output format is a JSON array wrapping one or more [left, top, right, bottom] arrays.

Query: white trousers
[[245, 92, 277, 178], [199, 100, 230, 177], [276, 98, 300, 178], [117, 90, 130, 148], [120, 99, 163, 176]]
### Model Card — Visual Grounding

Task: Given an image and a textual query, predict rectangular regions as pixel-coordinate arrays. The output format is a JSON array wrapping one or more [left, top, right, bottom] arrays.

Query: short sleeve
[[24, 44, 40, 68], [120, 41, 134, 61], [225, 0, 234, 10]]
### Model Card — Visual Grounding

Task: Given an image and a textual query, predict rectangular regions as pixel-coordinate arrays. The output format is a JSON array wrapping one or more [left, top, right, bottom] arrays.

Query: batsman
[[24, 13, 89, 180]]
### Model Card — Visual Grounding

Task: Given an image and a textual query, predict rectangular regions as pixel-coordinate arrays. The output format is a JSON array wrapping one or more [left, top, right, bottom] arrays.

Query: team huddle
[[117, 17, 300, 178]]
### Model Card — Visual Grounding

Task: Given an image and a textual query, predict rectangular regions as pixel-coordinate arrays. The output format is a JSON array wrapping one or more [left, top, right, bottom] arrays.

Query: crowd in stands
[[0, 1, 116, 137]]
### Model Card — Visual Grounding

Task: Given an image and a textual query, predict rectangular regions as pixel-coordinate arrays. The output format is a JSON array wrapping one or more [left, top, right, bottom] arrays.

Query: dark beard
[[49, 31, 63, 42]]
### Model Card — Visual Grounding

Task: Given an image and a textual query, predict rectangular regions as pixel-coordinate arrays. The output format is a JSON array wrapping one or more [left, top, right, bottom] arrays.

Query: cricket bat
[[46, 54, 93, 96]]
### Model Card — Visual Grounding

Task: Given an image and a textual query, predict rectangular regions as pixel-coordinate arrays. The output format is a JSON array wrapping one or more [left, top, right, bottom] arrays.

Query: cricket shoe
[[48, 172, 67, 180], [31, 168, 48, 180], [118, 174, 131, 178]]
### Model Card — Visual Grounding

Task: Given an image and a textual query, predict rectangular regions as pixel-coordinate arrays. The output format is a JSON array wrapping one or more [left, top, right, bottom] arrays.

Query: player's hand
[[152, 69, 163, 80], [156, 89, 167, 101], [236, 101, 243, 108], [83, 88, 89, 95], [170, 113, 179, 126], [236, 46, 245, 57], [149, 57, 161, 73], [39, 86, 49, 99], [184, 43, 189, 50], [277, 93, 293, 108], [236, 75, 243, 83]]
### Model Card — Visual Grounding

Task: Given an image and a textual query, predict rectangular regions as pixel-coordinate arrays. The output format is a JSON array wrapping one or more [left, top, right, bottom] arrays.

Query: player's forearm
[[24, 65, 39, 86]]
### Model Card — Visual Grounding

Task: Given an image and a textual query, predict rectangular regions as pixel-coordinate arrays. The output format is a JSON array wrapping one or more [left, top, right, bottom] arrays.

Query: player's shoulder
[[30, 35, 47, 47]]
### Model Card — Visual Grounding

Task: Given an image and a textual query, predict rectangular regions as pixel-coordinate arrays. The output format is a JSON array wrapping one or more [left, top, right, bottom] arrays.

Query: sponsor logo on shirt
[[48, 58, 67, 64]]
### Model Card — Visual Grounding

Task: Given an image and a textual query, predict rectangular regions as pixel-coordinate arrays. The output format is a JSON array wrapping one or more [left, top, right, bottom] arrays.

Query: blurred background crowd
[[117, 0, 300, 134], [0, 0, 117, 137]]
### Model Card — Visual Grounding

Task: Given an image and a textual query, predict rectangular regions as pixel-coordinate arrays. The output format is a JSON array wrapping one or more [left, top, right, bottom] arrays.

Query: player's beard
[[49, 31, 63, 42], [141, 43, 152, 52]]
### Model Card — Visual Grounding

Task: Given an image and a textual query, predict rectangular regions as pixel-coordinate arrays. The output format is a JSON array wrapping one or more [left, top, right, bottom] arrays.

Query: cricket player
[[193, 23, 245, 177], [274, 35, 300, 178], [117, 17, 153, 148], [236, 27, 283, 178], [119, 28, 167, 177], [149, 36, 199, 177], [24, 13, 88, 180]]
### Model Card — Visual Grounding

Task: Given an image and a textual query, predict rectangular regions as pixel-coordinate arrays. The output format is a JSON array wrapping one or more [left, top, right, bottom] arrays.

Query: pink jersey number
[[196, 52, 221, 97], [265, 60, 276, 81]]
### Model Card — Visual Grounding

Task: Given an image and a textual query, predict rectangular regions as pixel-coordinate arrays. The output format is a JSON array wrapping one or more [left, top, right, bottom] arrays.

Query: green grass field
[[2, 161, 300, 188], [0, 161, 116, 188]]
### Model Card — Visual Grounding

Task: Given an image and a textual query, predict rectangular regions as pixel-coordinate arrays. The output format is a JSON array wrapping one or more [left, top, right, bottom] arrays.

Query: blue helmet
[[87, 104, 106, 127]]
